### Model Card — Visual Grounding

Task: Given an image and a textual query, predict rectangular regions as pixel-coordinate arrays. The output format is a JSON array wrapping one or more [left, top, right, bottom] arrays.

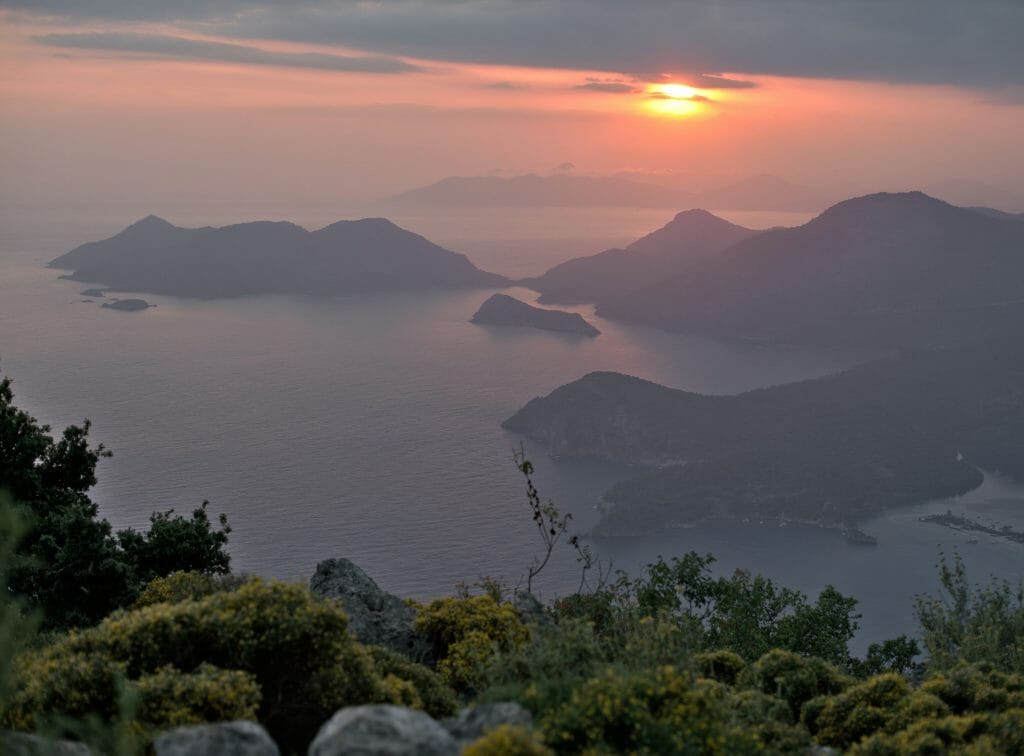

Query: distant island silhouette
[[51, 216, 507, 299], [471, 294, 600, 336], [390, 173, 835, 211]]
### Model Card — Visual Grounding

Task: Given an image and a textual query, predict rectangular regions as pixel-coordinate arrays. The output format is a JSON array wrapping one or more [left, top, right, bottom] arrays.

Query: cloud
[[32, 31, 421, 73], [484, 81, 525, 90], [688, 73, 757, 90], [574, 81, 636, 94], [556, 162, 575, 171], [6, 1, 1024, 90], [649, 92, 711, 103]]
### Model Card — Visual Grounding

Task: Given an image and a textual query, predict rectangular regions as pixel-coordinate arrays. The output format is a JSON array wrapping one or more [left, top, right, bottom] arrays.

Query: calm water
[[1, 205, 1021, 652]]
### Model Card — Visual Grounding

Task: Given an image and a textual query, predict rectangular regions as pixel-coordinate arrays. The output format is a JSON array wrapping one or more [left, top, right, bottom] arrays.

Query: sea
[[1, 201, 1021, 653]]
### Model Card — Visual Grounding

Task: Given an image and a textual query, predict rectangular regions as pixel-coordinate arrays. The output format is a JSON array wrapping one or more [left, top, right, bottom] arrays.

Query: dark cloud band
[[32, 31, 421, 74], [7, 1, 1024, 89]]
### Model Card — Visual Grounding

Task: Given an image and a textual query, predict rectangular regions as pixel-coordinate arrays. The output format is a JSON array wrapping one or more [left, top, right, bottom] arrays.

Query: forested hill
[[503, 338, 1024, 532], [597, 192, 1024, 349], [523, 209, 758, 305], [50, 215, 507, 298]]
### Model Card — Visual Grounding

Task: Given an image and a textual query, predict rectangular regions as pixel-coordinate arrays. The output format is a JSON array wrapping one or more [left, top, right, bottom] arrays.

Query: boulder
[[310, 558, 430, 661], [309, 705, 457, 756], [443, 702, 533, 746], [153, 721, 279, 756], [1, 731, 93, 755]]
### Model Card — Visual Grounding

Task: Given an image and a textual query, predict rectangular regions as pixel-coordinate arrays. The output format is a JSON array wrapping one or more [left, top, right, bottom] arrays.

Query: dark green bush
[[367, 645, 457, 718], [741, 649, 850, 718], [692, 649, 746, 685], [915, 553, 1024, 674], [0, 375, 232, 629]]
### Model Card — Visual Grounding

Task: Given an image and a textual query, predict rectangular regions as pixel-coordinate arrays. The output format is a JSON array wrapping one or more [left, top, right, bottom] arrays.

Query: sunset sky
[[1, 1, 1022, 212]]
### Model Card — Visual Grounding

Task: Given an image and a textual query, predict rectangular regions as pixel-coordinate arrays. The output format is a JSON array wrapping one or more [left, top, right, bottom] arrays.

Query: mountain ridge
[[50, 216, 507, 299]]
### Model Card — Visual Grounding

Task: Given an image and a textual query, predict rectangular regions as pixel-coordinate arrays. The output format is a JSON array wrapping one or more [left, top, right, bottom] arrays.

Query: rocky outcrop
[[443, 703, 533, 747], [153, 721, 279, 756], [309, 705, 458, 756], [310, 558, 431, 661], [471, 294, 600, 336]]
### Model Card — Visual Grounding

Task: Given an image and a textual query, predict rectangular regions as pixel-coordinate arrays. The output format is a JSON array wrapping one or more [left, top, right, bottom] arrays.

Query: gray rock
[[443, 702, 533, 746], [310, 558, 431, 661], [1, 731, 93, 755], [154, 721, 279, 756], [309, 705, 458, 756]]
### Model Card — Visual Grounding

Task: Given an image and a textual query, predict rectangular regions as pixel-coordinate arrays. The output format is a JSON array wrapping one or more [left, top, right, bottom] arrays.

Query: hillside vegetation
[[2, 373, 1022, 754]]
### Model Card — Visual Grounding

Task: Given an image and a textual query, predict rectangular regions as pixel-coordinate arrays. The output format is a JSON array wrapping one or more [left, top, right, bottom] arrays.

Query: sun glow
[[644, 82, 708, 118]]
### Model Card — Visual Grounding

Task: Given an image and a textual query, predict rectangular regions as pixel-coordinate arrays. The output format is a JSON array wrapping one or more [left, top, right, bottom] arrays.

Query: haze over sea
[[2, 203, 1021, 652]]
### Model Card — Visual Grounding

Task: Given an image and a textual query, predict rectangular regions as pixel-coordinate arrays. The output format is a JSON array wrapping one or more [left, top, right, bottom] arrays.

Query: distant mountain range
[[389, 173, 835, 211], [550, 192, 1024, 348], [50, 215, 506, 298], [503, 338, 1024, 534], [523, 209, 758, 305]]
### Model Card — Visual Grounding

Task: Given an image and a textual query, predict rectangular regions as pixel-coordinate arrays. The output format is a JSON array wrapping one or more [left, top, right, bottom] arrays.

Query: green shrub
[[915, 553, 1024, 674], [135, 663, 261, 728], [133, 570, 253, 608], [808, 672, 913, 748], [414, 595, 529, 693], [692, 650, 746, 685], [0, 375, 233, 629], [2, 580, 383, 753], [480, 619, 609, 715], [539, 666, 768, 754], [133, 571, 218, 608], [920, 664, 1024, 715], [741, 649, 850, 718], [463, 724, 552, 756], [367, 646, 457, 718]]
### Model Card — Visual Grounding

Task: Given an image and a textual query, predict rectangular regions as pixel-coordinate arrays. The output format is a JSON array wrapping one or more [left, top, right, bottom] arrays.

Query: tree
[[0, 373, 231, 628]]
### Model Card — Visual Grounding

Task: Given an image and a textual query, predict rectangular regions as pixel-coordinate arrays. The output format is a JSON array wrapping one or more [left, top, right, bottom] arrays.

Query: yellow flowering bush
[[2, 580, 383, 753], [414, 595, 529, 692], [463, 724, 553, 756]]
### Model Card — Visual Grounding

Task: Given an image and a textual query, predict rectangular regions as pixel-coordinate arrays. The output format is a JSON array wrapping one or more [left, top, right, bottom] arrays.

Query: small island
[[101, 298, 154, 312], [471, 294, 600, 337], [80, 288, 106, 297]]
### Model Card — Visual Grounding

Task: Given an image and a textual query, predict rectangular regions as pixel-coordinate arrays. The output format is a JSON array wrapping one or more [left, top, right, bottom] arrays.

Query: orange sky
[[1, 13, 1022, 212]]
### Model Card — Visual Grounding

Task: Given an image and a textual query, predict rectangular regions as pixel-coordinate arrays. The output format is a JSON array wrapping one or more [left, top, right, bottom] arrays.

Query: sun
[[644, 82, 708, 118]]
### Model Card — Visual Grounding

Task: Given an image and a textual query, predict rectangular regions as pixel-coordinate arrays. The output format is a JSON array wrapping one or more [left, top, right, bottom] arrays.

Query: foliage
[[134, 663, 261, 729], [618, 552, 860, 667], [806, 672, 918, 748], [117, 504, 231, 588], [851, 635, 924, 679], [539, 666, 798, 754], [133, 570, 253, 608], [1, 580, 384, 754], [740, 649, 850, 719], [692, 650, 746, 685], [367, 645, 458, 719], [463, 724, 553, 756], [414, 595, 529, 693], [0, 374, 232, 628], [915, 552, 1024, 674]]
